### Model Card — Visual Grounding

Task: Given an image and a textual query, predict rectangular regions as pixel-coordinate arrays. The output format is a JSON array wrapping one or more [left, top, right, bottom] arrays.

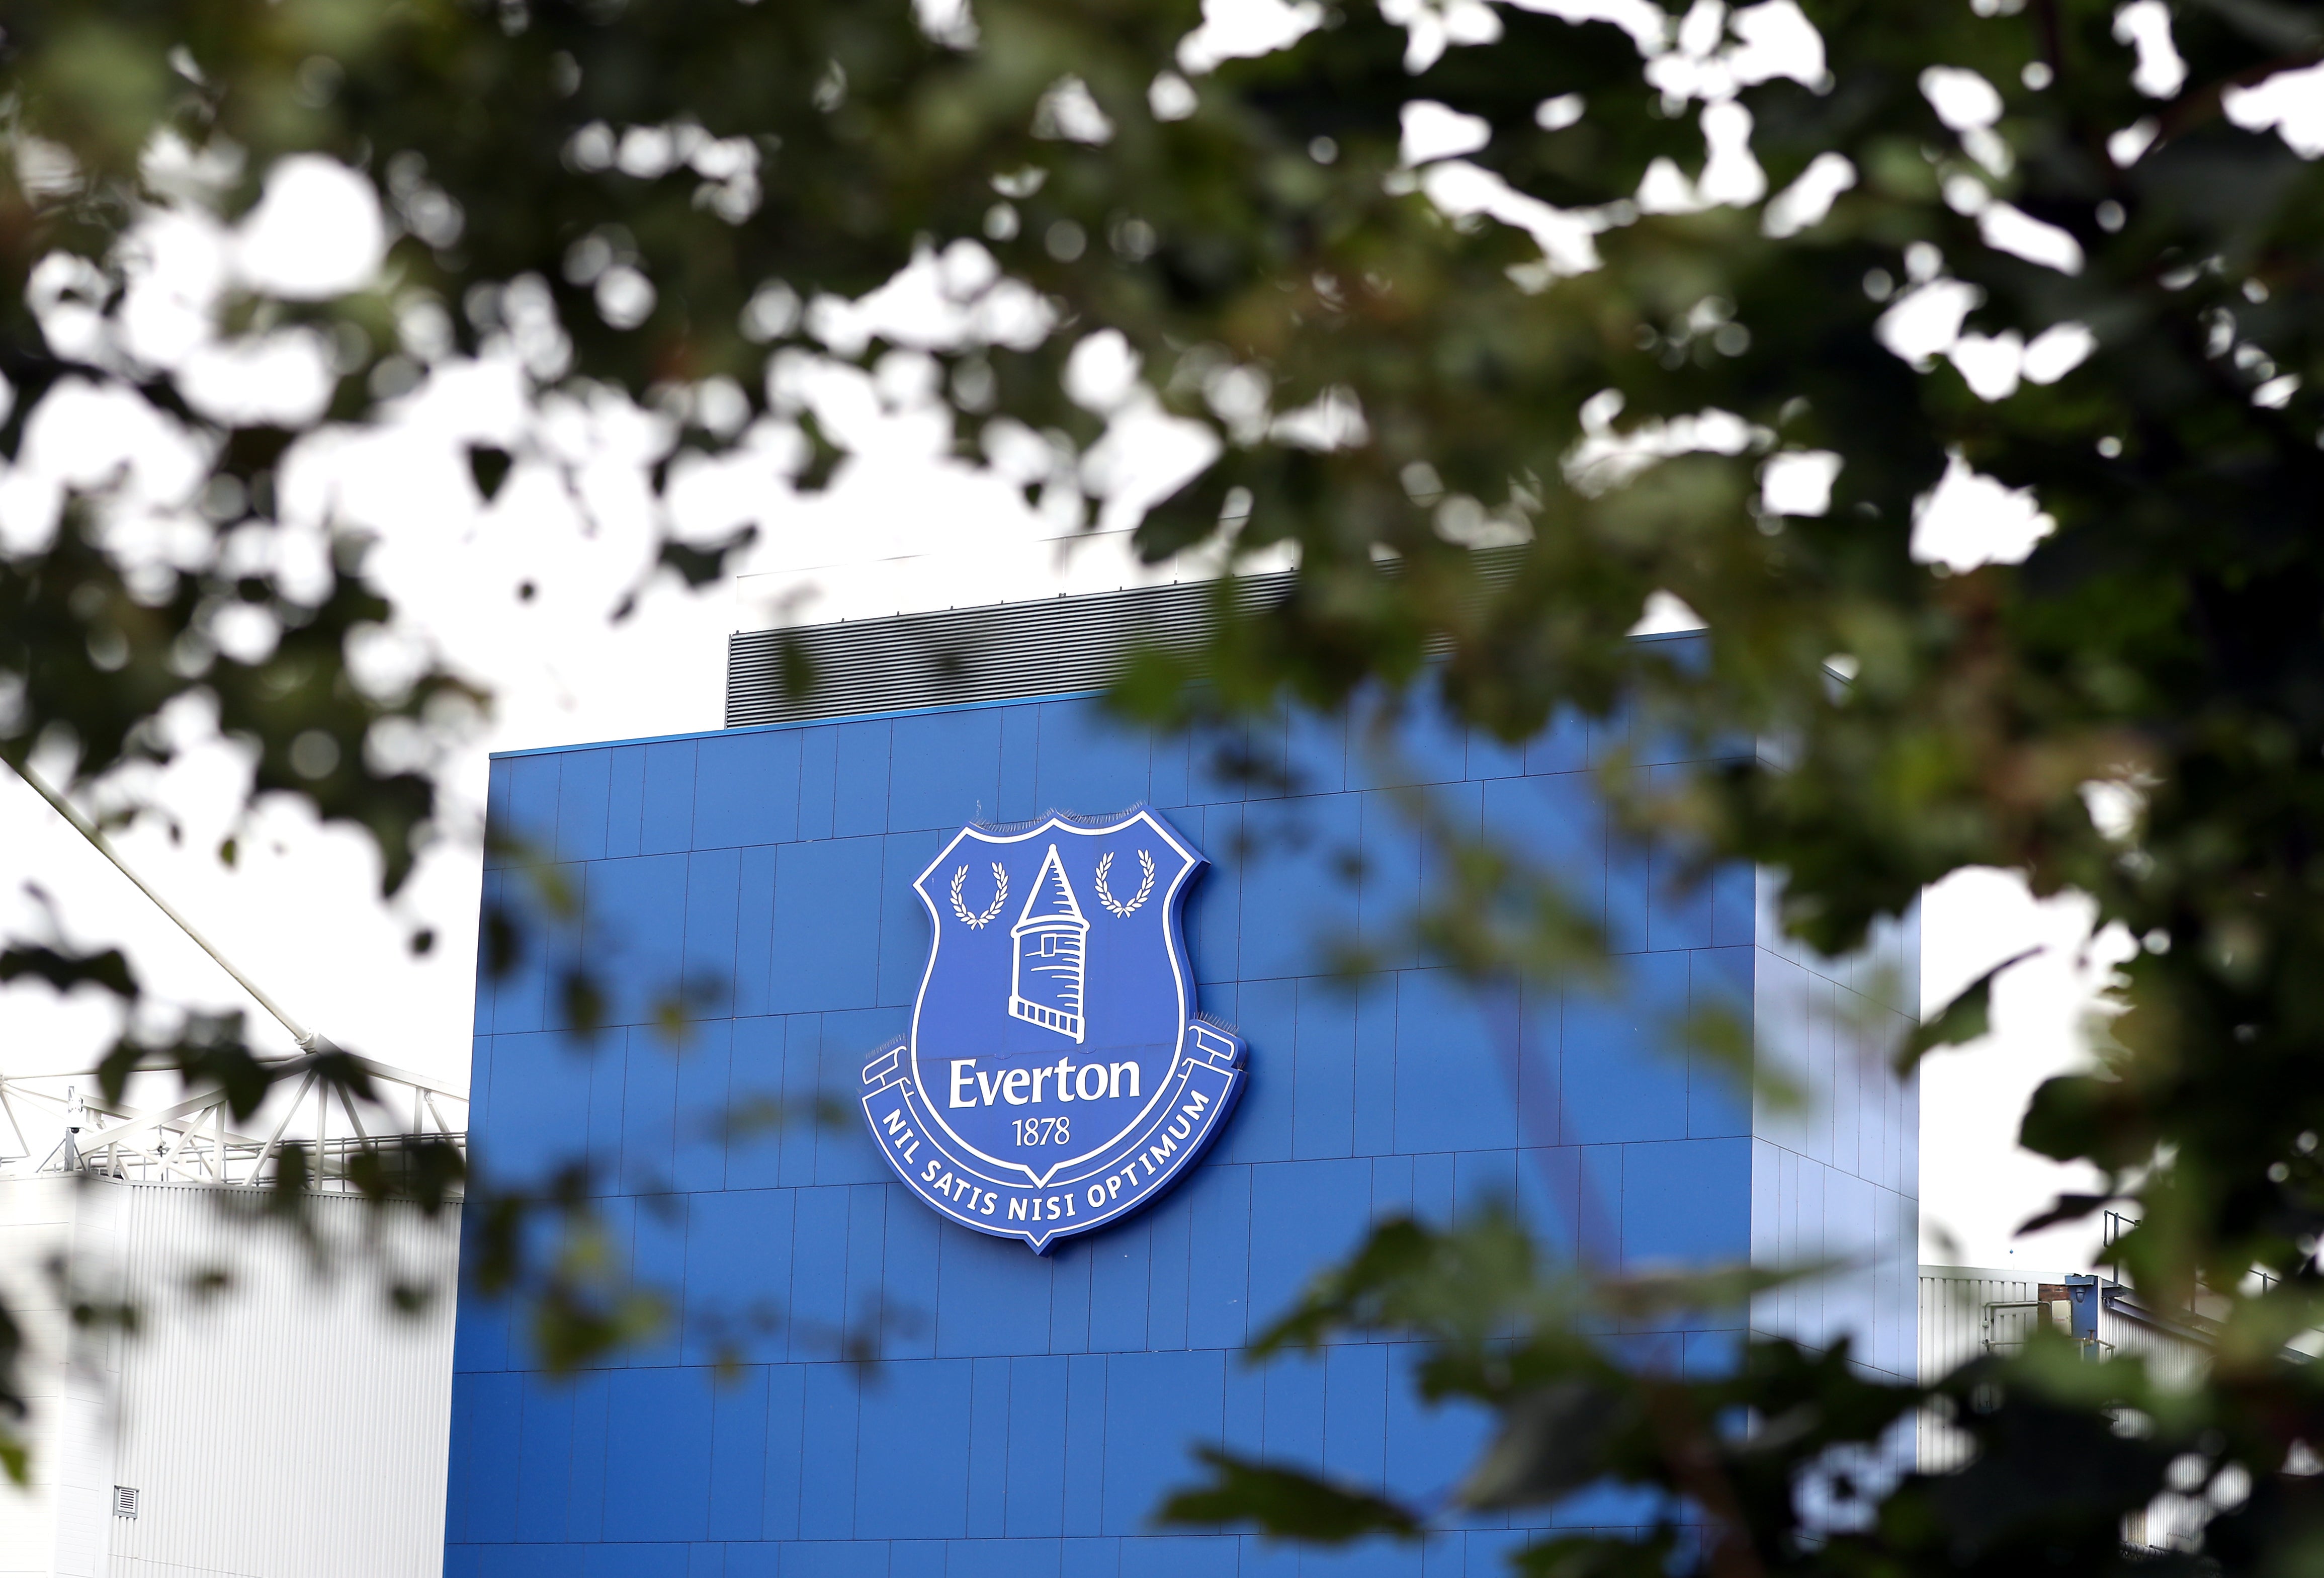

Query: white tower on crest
[[1009, 843, 1089, 1042]]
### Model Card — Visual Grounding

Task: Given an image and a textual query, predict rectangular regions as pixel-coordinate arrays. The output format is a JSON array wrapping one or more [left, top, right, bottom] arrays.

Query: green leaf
[[468, 445, 514, 502], [0, 943, 135, 998], [2019, 1072, 2152, 1171], [1509, 1531, 1678, 1578], [658, 527, 759, 591], [1458, 1378, 1633, 1510], [2014, 1192, 2115, 1236], [1158, 1448, 1422, 1542], [1896, 947, 2039, 1070]]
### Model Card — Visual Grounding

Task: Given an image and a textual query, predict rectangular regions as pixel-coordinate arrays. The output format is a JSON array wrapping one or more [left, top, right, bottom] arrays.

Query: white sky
[[14, 0, 2312, 1275]]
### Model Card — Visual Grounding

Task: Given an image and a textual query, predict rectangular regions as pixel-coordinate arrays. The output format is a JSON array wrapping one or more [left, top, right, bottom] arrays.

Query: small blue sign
[[862, 806, 1246, 1252]]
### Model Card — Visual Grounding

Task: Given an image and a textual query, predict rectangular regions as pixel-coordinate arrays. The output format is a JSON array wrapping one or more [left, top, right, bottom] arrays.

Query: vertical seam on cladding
[[794, 728, 812, 843]]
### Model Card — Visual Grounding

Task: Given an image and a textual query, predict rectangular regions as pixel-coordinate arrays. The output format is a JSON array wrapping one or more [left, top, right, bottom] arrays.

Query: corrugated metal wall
[[2104, 1301, 2211, 1392], [1918, 1266, 2044, 1383], [0, 1175, 457, 1578], [2102, 1305, 2212, 1551], [1918, 1263, 2215, 1549], [104, 1180, 458, 1578], [1919, 1265, 2214, 1386], [1, 1175, 130, 1578], [1917, 1267, 2044, 1473]]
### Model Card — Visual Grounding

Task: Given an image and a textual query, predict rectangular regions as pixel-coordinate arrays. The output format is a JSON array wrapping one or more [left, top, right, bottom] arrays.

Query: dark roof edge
[[726, 552, 1702, 731], [494, 559, 1709, 757]]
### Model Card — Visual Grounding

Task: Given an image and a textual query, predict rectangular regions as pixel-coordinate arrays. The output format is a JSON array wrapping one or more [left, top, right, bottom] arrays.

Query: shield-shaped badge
[[860, 805, 1246, 1251]]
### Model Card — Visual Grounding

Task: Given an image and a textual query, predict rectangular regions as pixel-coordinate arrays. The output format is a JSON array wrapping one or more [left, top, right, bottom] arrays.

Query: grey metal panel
[[725, 573, 1293, 727]]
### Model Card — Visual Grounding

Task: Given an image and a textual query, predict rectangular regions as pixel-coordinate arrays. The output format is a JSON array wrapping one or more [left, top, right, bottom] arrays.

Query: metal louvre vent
[[726, 572, 1298, 728], [113, 1484, 139, 1519]]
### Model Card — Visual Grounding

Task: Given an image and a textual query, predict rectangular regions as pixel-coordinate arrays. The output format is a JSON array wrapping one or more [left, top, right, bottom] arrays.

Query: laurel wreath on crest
[[950, 862, 1008, 927], [1094, 849, 1156, 918]]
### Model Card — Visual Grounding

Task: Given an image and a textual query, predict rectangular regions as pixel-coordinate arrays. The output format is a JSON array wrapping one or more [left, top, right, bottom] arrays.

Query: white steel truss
[[0, 1051, 467, 1191]]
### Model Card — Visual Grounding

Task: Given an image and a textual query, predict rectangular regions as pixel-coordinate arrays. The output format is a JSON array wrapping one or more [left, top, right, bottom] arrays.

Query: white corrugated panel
[[1919, 1264, 2221, 1553], [0, 1175, 126, 1578], [0, 1175, 456, 1578], [1917, 1267, 2045, 1472], [2102, 1299, 2210, 1391], [1919, 1266, 2046, 1382], [2101, 1302, 2213, 1550], [105, 1180, 458, 1578], [1921, 1265, 2216, 1386]]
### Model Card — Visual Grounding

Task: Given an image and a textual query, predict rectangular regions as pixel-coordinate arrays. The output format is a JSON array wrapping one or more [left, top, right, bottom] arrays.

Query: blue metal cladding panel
[[452, 656, 1919, 1573]]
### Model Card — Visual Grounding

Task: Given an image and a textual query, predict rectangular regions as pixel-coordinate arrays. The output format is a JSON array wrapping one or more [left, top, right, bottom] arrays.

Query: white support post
[[338, 1085, 370, 1143], [251, 1070, 318, 1184], [0, 1079, 28, 1162]]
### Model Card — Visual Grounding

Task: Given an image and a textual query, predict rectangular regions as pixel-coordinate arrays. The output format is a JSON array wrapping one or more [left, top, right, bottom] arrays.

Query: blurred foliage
[[1, 0, 2322, 1564], [1163, 1212, 2309, 1576]]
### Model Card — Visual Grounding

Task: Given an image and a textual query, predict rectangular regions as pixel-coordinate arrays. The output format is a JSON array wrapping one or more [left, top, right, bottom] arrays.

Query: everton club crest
[[861, 805, 1246, 1252]]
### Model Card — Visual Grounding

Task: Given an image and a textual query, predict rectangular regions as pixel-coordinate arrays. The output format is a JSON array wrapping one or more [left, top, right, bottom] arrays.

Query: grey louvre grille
[[726, 572, 1297, 727], [113, 1485, 139, 1520]]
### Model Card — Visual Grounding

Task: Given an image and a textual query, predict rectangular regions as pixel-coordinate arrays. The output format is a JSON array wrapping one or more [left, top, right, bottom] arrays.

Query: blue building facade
[[446, 633, 1918, 1578]]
